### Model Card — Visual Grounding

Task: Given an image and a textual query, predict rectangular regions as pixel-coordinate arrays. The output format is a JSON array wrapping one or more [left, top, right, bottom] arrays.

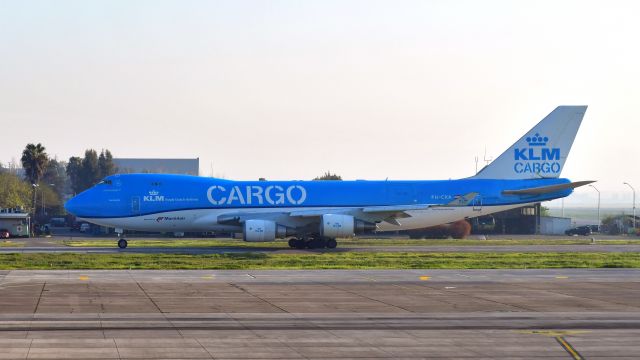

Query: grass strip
[[0, 241, 24, 247], [1, 252, 639, 270]]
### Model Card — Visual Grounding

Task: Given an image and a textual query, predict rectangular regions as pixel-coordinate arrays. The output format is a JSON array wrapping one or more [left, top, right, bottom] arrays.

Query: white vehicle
[[79, 223, 91, 233]]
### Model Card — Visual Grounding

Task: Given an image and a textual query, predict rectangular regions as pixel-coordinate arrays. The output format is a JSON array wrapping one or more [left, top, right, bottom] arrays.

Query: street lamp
[[623, 182, 636, 230], [589, 184, 600, 230]]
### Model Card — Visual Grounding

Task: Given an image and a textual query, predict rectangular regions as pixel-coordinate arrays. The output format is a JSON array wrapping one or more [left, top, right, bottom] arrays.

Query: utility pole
[[589, 184, 600, 230], [31, 183, 39, 217], [623, 182, 636, 230]]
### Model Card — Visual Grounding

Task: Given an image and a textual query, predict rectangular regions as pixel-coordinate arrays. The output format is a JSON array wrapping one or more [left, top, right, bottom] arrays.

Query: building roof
[[0, 209, 29, 219], [113, 158, 199, 176]]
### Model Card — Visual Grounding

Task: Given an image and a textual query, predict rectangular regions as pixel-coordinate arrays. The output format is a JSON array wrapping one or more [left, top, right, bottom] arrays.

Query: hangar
[[113, 158, 199, 176]]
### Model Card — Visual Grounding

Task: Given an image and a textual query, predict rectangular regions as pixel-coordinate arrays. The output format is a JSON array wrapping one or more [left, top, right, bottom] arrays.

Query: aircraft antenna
[[483, 147, 493, 166]]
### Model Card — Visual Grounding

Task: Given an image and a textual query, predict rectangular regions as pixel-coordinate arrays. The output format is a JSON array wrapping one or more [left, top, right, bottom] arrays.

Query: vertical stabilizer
[[471, 106, 587, 179]]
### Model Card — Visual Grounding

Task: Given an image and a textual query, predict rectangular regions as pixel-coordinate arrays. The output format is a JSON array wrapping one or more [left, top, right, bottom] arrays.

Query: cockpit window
[[97, 179, 113, 185]]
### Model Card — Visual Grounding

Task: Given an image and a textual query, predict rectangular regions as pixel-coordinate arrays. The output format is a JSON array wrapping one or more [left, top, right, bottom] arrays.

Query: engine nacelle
[[243, 220, 290, 242], [319, 214, 376, 238]]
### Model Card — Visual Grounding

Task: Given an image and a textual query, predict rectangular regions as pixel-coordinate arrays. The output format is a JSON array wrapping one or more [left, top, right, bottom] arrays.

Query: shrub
[[449, 220, 472, 239]]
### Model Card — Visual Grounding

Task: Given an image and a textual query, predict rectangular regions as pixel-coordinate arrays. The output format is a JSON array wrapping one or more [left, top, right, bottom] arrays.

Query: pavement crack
[[25, 339, 33, 360], [422, 283, 536, 312], [229, 283, 289, 313], [113, 338, 122, 360], [323, 283, 413, 313], [33, 281, 46, 313], [514, 282, 640, 310], [135, 281, 163, 313], [195, 338, 216, 359]]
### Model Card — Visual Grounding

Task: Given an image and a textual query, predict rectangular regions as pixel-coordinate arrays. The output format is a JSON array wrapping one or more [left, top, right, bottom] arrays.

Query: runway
[[1, 269, 639, 359]]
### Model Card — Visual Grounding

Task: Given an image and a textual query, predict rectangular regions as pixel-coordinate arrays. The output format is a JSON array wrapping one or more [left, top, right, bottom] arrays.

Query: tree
[[313, 171, 342, 180], [0, 173, 32, 210], [98, 149, 116, 178], [540, 206, 550, 217], [79, 149, 99, 191], [21, 143, 49, 214], [37, 183, 62, 216], [21, 143, 49, 185], [42, 158, 68, 197], [66, 149, 116, 194], [66, 157, 83, 195]]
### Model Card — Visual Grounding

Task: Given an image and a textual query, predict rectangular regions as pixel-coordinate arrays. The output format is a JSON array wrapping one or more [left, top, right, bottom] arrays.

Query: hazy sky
[[1, 1, 639, 207]]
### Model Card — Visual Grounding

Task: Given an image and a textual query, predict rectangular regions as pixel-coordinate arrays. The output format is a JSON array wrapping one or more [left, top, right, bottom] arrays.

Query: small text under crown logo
[[148, 190, 160, 196], [525, 133, 548, 146]]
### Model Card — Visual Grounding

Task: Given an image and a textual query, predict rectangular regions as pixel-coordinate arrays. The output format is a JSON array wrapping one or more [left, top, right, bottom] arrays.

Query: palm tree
[[21, 143, 49, 214]]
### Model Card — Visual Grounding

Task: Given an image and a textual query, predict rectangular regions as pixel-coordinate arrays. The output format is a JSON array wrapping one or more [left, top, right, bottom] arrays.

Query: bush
[[406, 220, 471, 239], [449, 220, 472, 239]]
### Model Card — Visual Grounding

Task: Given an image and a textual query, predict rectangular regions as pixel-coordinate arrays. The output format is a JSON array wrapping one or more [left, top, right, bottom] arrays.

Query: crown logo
[[526, 133, 548, 147], [148, 190, 160, 196]]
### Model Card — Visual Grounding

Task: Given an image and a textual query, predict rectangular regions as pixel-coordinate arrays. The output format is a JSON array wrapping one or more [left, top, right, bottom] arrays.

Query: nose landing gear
[[117, 238, 128, 249]]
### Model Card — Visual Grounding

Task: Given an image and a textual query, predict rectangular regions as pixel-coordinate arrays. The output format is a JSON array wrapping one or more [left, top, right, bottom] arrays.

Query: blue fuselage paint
[[65, 173, 572, 219]]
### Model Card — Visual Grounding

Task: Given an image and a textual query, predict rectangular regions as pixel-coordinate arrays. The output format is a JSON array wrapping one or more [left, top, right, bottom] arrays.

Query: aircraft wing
[[289, 204, 433, 217], [215, 194, 484, 226], [216, 204, 437, 227]]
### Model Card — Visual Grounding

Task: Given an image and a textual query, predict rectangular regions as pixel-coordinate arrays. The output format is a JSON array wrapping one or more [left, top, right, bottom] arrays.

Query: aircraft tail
[[471, 106, 587, 180]]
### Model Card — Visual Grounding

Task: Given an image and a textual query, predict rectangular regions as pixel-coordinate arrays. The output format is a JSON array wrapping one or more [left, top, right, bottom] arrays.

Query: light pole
[[589, 184, 600, 230], [623, 182, 636, 230], [31, 183, 39, 216]]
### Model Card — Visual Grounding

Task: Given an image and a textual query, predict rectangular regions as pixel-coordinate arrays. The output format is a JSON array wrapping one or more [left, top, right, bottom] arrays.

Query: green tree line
[[0, 143, 116, 217]]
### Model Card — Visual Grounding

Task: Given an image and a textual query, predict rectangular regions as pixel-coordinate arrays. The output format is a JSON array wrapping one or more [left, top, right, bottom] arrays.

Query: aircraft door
[[472, 195, 482, 211], [131, 196, 140, 215]]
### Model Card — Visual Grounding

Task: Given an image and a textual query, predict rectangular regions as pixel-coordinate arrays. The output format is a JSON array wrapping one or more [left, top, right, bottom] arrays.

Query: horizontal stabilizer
[[502, 180, 595, 195]]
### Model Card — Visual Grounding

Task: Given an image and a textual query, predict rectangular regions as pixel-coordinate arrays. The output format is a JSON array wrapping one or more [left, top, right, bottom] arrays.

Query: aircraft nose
[[64, 196, 80, 215]]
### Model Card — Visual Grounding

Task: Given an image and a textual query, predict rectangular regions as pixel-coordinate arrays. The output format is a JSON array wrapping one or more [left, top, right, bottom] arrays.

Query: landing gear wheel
[[294, 238, 306, 249], [118, 239, 128, 249], [288, 238, 297, 248], [326, 238, 337, 249], [307, 238, 326, 249]]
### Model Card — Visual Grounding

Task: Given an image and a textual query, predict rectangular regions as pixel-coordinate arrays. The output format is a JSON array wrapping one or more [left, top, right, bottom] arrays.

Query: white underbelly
[[82, 203, 534, 233], [376, 203, 534, 231]]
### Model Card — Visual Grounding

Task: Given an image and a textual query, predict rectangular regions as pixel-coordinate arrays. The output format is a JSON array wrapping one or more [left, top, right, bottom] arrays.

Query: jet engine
[[319, 214, 376, 238], [243, 220, 291, 242]]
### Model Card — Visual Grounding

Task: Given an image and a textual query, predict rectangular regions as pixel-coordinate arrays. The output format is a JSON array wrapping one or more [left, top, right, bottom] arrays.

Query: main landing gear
[[288, 237, 337, 249], [117, 238, 128, 249]]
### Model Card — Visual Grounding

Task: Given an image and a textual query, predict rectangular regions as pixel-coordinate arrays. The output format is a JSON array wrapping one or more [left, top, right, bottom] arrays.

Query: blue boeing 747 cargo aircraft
[[65, 106, 592, 249]]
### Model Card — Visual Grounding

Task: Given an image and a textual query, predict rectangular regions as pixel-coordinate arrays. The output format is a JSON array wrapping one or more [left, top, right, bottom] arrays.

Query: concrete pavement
[[0, 269, 639, 358]]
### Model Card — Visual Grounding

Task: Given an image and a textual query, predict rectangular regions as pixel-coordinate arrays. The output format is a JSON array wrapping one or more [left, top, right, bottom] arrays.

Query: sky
[[0, 0, 639, 208]]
